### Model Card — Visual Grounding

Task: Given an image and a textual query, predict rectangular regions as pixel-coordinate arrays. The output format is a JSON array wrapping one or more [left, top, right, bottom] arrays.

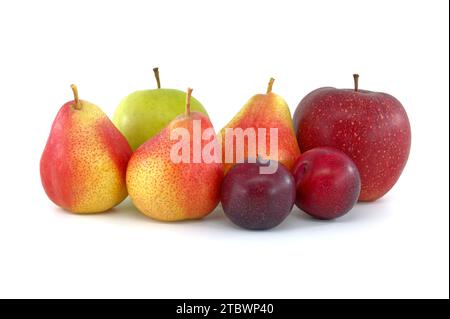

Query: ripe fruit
[[292, 147, 361, 220], [293, 74, 411, 201], [126, 88, 223, 221], [113, 68, 208, 150], [219, 78, 300, 173], [40, 85, 132, 213], [221, 159, 296, 230]]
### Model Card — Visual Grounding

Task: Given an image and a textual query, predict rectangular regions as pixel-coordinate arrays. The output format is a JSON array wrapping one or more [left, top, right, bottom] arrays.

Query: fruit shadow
[[107, 198, 154, 222], [98, 196, 391, 232], [339, 197, 392, 222], [292, 197, 392, 224], [105, 199, 319, 233], [101, 199, 282, 232], [105, 198, 230, 227]]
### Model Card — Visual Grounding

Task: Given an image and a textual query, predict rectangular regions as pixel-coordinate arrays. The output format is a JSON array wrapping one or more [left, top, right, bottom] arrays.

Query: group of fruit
[[40, 69, 411, 230]]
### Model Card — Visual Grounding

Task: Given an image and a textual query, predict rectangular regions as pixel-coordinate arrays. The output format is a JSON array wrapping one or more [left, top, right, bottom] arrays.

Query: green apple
[[113, 68, 208, 150]]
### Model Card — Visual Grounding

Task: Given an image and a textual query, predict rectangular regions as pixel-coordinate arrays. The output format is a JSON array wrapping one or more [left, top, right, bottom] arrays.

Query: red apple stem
[[267, 77, 275, 94], [70, 84, 82, 110], [353, 74, 359, 92], [153, 67, 161, 89], [186, 87, 193, 116]]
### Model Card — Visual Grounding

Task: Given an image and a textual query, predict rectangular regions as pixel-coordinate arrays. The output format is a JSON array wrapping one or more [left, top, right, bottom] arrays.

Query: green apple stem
[[267, 77, 275, 94], [353, 74, 359, 92], [186, 87, 193, 116], [70, 84, 82, 110], [153, 67, 161, 89]]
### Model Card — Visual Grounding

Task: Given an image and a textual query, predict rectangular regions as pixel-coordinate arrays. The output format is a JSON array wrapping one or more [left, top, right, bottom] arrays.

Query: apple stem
[[153, 67, 161, 89], [70, 84, 82, 110], [353, 74, 359, 92], [186, 87, 193, 116], [267, 77, 275, 94]]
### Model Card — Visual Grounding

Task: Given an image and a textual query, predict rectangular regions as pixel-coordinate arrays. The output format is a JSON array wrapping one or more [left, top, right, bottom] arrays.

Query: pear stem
[[186, 87, 193, 116], [153, 67, 161, 89], [267, 77, 275, 94], [70, 84, 82, 110], [353, 74, 359, 92]]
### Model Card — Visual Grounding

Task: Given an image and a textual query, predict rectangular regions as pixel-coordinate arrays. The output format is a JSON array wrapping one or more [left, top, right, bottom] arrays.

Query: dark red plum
[[292, 147, 361, 220], [221, 160, 296, 230]]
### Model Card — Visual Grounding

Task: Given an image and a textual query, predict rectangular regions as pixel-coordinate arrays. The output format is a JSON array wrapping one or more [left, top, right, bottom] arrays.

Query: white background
[[0, 0, 448, 298]]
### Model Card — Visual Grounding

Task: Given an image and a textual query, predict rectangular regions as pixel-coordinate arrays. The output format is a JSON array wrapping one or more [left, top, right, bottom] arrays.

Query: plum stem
[[70, 84, 82, 110], [353, 74, 359, 92], [267, 77, 275, 94], [186, 87, 193, 116], [153, 67, 161, 89]]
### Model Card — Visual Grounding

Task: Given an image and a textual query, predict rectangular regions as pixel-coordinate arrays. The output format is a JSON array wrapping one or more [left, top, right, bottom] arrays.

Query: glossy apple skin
[[293, 87, 411, 201], [221, 160, 296, 230], [292, 147, 361, 220]]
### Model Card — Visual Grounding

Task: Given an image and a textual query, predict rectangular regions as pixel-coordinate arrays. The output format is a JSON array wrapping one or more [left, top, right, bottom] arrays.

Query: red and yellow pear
[[219, 78, 300, 173], [40, 85, 132, 213], [126, 88, 223, 221]]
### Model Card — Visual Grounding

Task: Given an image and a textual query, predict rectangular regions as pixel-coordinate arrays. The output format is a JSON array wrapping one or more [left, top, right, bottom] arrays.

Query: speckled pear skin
[[126, 111, 223, 221], [219, 81, 300, 173], [40, 94, 132, 213]]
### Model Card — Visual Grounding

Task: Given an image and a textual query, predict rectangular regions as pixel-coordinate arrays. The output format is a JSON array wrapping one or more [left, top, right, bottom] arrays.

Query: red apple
[[293, 75, 411, 201]]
